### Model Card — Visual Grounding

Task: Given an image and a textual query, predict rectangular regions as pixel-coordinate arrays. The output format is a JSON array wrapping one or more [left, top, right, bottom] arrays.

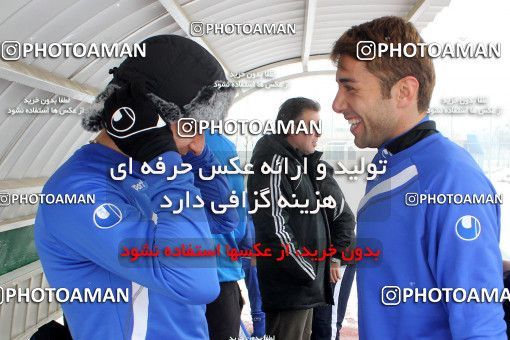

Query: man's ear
[[395, 76, 419, 110]]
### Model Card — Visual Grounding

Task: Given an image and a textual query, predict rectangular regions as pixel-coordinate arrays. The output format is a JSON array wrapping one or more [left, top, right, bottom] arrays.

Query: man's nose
[[332, 87, 347, 114]]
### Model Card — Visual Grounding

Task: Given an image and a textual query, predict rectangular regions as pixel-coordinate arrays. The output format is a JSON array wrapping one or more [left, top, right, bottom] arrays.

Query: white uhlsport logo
[[111, 107, 136, 132], [107, 106, 166, 139], [93, 203, 123, 229], [455, 215, 481, 241]]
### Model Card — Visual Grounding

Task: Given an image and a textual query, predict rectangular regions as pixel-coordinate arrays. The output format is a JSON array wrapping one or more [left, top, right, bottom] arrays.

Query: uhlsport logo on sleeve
[[455, 215, 481, 241], [93, 203, 122, 229]]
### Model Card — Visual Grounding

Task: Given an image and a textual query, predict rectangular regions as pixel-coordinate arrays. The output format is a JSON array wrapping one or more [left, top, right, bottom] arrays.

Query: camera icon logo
[[356, 41, 376, 61], [190, 22, 205, 37], [177, 118, 197, 138], [0, 192, 10, 207], [405, 193, 419, 206], [381, 286, 401, 306], [1, 41, 21, 61]]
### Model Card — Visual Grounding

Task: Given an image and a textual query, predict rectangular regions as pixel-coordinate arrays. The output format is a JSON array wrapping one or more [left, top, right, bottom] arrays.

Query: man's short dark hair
[[276, 97, 320, 131], [330, 16, 435, 112]]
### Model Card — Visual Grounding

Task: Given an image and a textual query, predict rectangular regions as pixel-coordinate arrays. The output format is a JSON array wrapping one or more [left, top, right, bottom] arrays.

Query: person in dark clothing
[[311, 161, 356, 340], [333, 263, 356, 339], [239, 214, 266, 338], [247, 97, 332, 340], [31, 318, 72, 340], [204, 130, 247, 340]]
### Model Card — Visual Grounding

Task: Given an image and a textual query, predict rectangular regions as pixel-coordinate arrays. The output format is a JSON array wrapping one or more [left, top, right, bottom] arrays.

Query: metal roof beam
[[0, 60, 99, 103], [158, 0, 231, 75], [405, 0, 431, 23], [0, 177, 47, 190], [301, 0, 318, 72]]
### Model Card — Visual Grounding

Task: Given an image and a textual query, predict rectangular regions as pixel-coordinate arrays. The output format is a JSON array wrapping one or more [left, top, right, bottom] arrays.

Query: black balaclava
[[82, 35, 236, 132]]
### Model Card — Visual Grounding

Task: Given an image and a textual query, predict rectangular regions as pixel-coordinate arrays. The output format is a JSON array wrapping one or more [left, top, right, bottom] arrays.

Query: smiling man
[[331, 16, 507, 339]]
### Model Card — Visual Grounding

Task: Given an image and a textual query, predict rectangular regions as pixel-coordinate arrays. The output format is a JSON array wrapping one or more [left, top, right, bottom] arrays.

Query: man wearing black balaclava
[[34, 35, 238, 339]]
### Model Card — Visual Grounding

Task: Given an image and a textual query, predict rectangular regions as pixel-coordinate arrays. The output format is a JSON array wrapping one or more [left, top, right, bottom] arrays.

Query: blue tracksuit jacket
[[357, 132, 506, 339], [35, 143, 238, 339], [204, 130, 246, 282]]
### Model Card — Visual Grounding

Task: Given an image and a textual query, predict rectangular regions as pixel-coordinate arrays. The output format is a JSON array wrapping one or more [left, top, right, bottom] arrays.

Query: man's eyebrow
[[337, 77, 356, 84]]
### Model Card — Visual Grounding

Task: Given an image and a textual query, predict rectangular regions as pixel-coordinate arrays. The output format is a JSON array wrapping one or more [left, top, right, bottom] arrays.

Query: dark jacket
[[318, 161, 356, 265], [247, 134, 333, 312]]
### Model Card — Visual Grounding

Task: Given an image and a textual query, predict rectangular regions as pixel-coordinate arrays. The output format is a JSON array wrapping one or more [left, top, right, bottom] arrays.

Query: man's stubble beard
[[360, 99, 395, 149]]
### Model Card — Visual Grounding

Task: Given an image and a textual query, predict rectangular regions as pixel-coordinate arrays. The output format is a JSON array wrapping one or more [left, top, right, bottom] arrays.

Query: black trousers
[[311, 303, 332, 340], [312, 266, 356, 340], [266, 308, 313, 340], [206, 281, 243, 340]]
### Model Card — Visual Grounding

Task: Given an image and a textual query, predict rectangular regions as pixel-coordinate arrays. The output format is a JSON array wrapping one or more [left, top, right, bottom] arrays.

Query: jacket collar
[[379, 117, 438, 156]]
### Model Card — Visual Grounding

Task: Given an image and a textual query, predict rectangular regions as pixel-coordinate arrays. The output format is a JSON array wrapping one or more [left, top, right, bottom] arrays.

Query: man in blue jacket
[[203, 129, 247, 340], [35, 35, 238, 339], [331, 16, 507, 339]]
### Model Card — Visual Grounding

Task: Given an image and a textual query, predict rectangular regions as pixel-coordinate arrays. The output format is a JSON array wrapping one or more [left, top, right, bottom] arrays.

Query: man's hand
[[102, 81, 178, 162], [330, 261, 342, 283]]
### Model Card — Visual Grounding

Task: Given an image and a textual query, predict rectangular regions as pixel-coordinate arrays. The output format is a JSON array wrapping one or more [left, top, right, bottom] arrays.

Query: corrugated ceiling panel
[[26, 115, 89, 178], [4, 101, 81, 178], [0, 88, 56, 178], [0, 85, 38, 163], [40, 0, 164, 78], [0, 0, 80, 42], [234, 42, 303, 72], [0, 0, 33, 25], [0, 1, 187, 179], [82, 18, 185, 88], [310, 0, 415, 55], [183, 0, 305, 72]]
